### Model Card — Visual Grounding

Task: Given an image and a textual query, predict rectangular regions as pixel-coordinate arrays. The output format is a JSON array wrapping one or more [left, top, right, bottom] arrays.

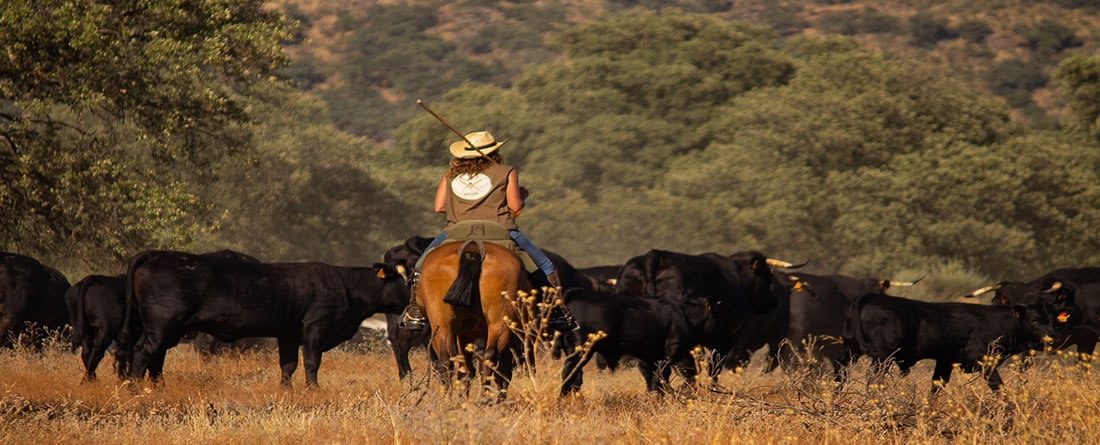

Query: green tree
[[1054, 54, 1100, 142], [908, 12, 956, 48], [0, 0, 292, 266], [957, 18, 993, 43], [1016, 18, 1083, 60], [194, 85, 421, 264], [986, 58, 1047, 107]]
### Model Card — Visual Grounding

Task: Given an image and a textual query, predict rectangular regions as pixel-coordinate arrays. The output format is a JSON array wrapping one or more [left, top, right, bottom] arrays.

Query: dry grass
[[3, 330, 1100, 444]]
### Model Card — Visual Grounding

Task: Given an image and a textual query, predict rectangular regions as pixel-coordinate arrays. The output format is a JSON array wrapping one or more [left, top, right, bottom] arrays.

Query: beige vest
[[445, 162, 518, 231]]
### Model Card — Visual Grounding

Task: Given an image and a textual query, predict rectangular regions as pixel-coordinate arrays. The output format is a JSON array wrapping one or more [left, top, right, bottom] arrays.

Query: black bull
[[120, 251, 407, 387], [1, 252, 70, 347], [844, 289, 1076, 391], [65, 274, 130, 381], [727, 272, 922, 379], [962, 268, 1100, 357], [585, 250, 789, 388]]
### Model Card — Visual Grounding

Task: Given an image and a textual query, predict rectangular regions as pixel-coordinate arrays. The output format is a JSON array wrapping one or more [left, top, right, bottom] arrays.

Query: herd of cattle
[[1, 239, 1095, 395]]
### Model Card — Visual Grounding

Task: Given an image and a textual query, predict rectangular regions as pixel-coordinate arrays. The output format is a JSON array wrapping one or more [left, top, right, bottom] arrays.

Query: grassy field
[[2, 329, 1099, 444]]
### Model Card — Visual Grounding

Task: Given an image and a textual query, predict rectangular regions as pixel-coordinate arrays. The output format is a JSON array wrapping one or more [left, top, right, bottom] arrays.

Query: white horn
[[765, 258, 794, 268], [1040, 281, 1063, 293], [961, 284, 1000, 298]]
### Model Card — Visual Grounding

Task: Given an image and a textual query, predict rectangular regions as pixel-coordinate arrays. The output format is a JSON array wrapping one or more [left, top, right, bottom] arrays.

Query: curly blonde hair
[[447, 152, 502, 179]]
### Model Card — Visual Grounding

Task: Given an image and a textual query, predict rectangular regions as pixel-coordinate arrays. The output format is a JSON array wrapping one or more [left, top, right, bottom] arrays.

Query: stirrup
[[547, 315, 578, 332], [400, 306, 426, 331]]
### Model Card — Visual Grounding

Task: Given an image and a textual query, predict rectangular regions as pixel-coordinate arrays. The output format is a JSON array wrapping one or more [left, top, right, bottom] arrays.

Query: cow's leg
[[147, 349, 168, 382], [80, 337, 98, 382], [301, 330, 324, 388], [985, 367, 1004, 392], [931, 360, 953, 393], [392, 336, 412, 380], [831, 350, 859, 384], [638, 360, 662, 393], [761, 342, 782, 373], [83, 328, 113, 382], [130, 328, 169, 381], [277, 338, 300, 387], [560, 342, 593, 396], [658, 363, 674, 394], [1076, 337, 1097, 362]]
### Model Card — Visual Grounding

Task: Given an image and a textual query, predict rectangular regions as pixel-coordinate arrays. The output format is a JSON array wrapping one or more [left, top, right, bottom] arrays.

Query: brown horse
[[418, 239, 531, 397]]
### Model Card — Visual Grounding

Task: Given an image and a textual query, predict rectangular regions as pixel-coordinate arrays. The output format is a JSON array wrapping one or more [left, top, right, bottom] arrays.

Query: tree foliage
[[0, 0, 293, 267], [1054, 54, 1100, 142], [388, 14, 1100, 277]]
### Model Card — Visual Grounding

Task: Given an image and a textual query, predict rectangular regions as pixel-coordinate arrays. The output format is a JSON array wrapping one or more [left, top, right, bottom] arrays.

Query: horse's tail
[[443, 243, 483, 307]]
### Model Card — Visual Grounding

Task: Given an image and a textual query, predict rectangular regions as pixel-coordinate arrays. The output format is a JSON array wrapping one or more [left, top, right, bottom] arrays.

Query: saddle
[[418, 220, 539, 273]]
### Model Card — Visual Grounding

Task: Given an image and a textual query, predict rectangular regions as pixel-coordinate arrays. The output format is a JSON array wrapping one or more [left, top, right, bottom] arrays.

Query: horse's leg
[[430, 326, 456, 386], [484, 322, 515, 400]]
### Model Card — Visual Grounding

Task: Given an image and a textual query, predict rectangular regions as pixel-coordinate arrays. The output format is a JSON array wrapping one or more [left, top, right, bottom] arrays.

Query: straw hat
[[448, 131, 503, 159]]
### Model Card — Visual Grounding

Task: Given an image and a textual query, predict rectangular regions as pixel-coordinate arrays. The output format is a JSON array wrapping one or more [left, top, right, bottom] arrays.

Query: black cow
[[610, 250, 789, 382], [120, 251, 408, 387], [559, 286, 744, 394], [963, 268, 1100, 357], [65, 274, 132, 381], [1, 252, 70, 347], [844, 290, 1076, 392], [727, 272, 921, 379]]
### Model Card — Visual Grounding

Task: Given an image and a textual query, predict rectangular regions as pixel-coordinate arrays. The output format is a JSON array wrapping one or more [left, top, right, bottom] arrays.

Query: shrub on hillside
[[759, 2, 809, 36], [818, 10, 862, 36], [859, 9, 901, 34], [986, 58, 1047, 106], [1016, 19, 1083, 60], [957, 19, 993, 43], [909, 12, 956, 48]]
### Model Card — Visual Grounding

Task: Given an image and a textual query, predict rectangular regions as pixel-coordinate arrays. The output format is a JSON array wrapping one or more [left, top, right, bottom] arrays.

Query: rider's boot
[[544, 270, 577, 331], [399, 270, 427, 330], [546, 270, 562, 291]]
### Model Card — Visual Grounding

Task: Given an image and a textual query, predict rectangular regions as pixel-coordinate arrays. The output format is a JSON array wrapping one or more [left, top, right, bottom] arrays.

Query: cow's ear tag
[[1058, 312, 1070, 323], [752, 259, 764, 270], [1013, 306, 1025, 319], [793, 282, 804, 291], [376, 268, 387, 279], [999, 294, 1008, 305]]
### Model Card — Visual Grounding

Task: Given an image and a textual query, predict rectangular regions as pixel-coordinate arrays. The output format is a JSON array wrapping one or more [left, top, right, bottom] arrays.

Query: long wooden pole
[[417, 99, 476, 149]]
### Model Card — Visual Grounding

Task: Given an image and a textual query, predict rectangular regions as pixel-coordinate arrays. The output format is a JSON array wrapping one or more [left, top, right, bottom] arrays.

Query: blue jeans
[[421, 229, 556, 277]]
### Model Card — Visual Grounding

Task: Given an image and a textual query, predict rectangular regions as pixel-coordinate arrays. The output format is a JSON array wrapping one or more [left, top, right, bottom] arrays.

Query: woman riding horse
[[400, 130, 560, 329], [400, 130, 567, 394]]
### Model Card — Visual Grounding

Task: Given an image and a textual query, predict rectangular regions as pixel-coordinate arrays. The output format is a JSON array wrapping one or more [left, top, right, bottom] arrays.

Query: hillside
[[272, 0, 1100, 140]]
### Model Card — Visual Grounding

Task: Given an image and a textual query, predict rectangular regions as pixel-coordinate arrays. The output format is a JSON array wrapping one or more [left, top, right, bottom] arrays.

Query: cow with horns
[[961, 268, 1100, 358]]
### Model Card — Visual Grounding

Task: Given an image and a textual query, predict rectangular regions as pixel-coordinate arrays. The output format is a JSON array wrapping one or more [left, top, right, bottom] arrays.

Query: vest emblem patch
[[452, 173, 493, 200]]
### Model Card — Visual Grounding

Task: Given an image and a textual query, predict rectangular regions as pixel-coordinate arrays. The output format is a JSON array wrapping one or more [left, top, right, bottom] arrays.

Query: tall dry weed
[[3, 319, 1100, 443]]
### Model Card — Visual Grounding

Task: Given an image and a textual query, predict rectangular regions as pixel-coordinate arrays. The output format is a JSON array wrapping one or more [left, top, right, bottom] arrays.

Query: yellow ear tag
[[1058, 312, 1070, 323], [794, 282, 803, 291], [376, 269, 387, 279]]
